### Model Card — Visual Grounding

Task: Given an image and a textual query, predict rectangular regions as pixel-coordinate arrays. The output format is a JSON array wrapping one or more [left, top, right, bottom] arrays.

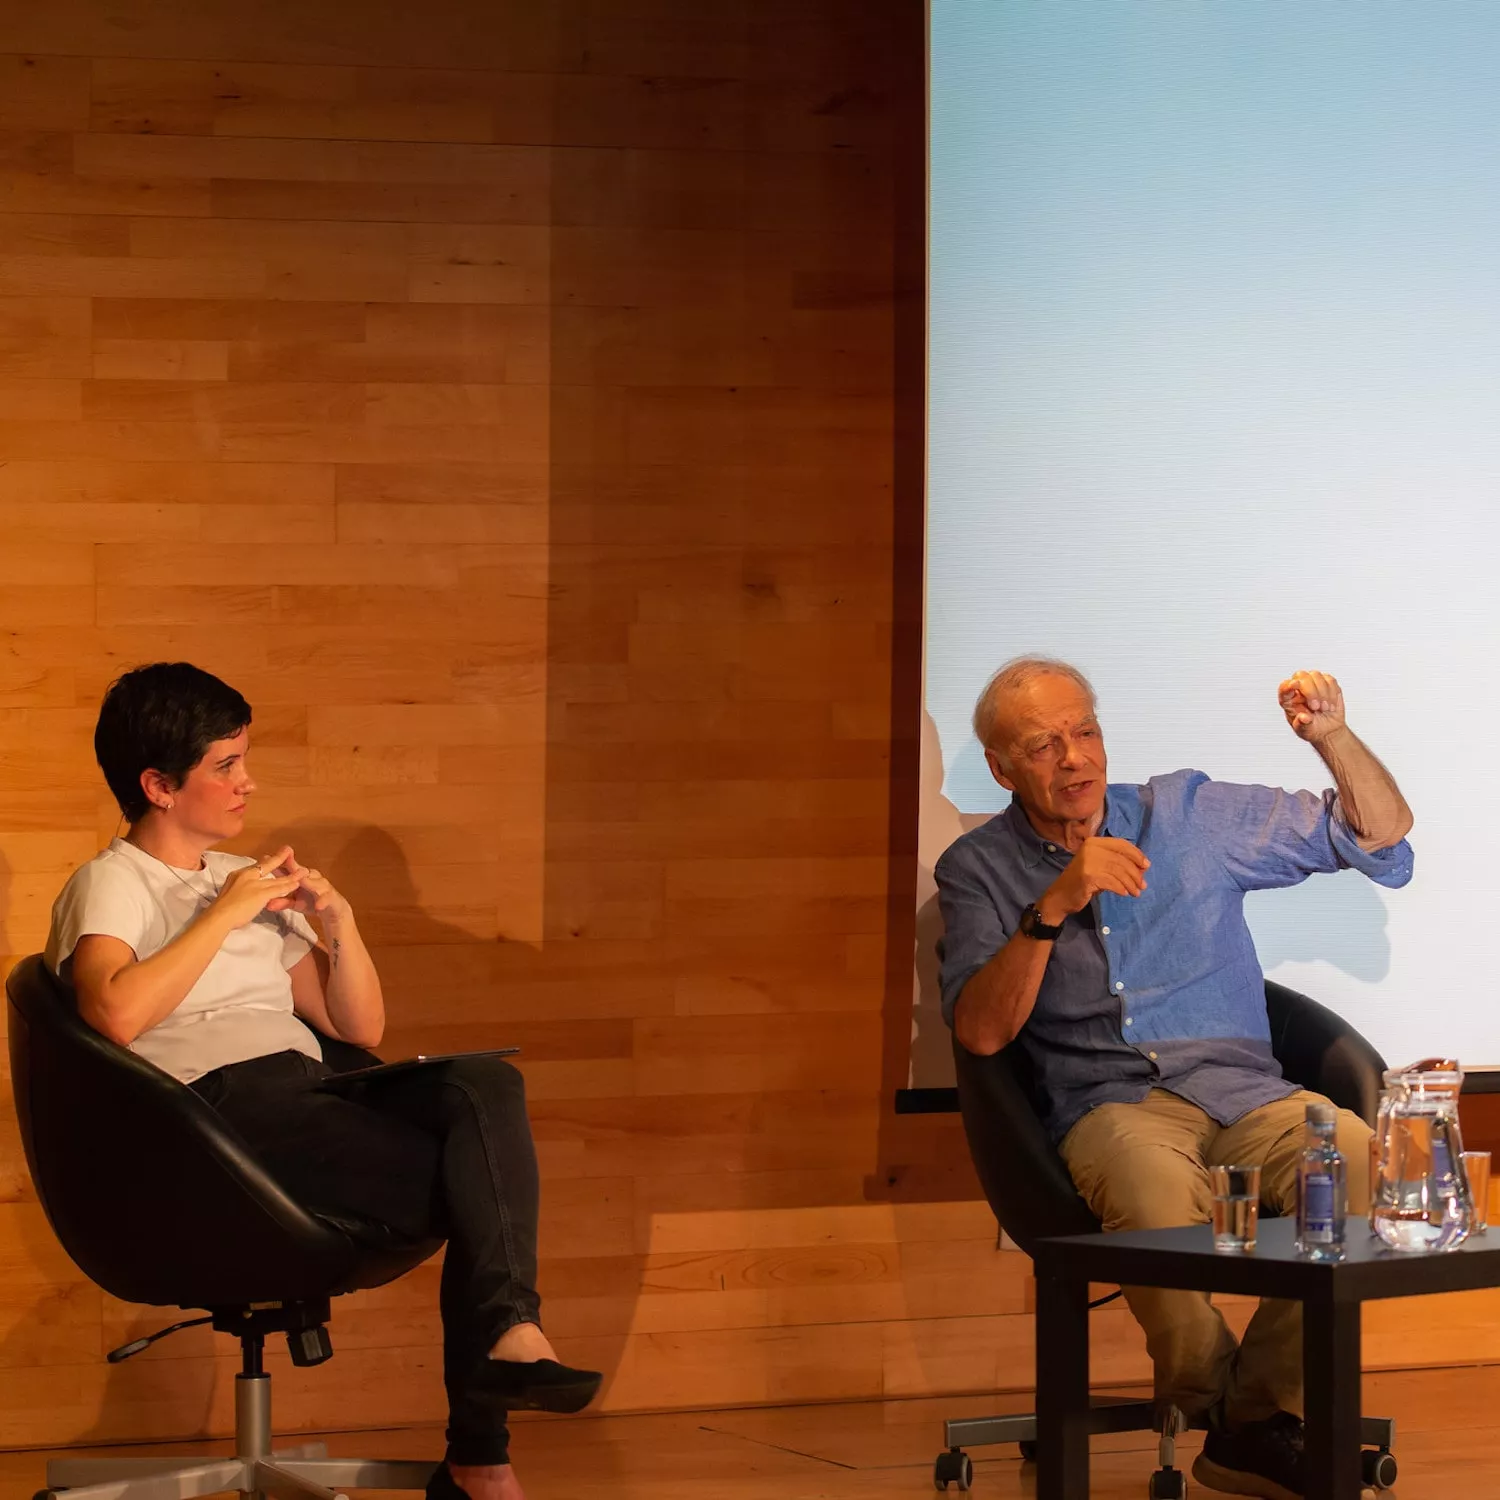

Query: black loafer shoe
[[1191, 1411, 1304, 1499], [478, 1357, 603, 1414]]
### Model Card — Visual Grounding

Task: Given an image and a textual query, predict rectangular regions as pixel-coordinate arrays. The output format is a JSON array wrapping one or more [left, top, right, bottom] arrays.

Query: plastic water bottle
[[1296, 1100, 1347, 1261]]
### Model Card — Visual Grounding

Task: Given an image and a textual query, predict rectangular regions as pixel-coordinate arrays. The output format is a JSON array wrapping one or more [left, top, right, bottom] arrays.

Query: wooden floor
[[0, 1367, 1497, 1500]]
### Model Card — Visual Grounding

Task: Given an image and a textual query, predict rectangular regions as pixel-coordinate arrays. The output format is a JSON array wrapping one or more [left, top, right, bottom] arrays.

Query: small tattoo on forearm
[[330, 938, 342, 969]]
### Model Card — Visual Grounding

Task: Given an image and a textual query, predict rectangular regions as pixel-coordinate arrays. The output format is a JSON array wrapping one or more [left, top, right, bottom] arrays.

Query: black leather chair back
[[1262, 978, 1385, 1125], [6, 955, 436, 1310], [954, 979, 1387, 1258]]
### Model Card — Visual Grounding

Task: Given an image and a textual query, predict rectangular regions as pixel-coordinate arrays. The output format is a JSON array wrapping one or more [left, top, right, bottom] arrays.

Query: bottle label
[[1303, 1173, 1336, 1241], [1433, 1135, 1454, 1181]]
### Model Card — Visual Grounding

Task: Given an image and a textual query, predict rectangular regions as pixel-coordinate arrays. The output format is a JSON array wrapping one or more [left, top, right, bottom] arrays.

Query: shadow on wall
[[1246, 869, 1392, 983], [263, 820, 498, 955], [910, 711, 994, 1089]]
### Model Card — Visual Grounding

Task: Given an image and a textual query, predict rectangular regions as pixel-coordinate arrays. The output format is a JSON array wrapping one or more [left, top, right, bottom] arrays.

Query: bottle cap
[[1306, 1100, 1337, 1125]]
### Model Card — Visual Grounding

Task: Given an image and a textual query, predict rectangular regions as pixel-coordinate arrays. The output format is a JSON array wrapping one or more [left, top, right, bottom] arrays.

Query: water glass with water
[[1210, 1163, 1261, 1252]]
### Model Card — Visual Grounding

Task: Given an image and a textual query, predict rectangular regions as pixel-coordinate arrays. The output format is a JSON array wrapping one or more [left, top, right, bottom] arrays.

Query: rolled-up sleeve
[[934, 844, 1009, 1028], [1194, 774, 1414, 892], [1326, 799, 1414, 888]]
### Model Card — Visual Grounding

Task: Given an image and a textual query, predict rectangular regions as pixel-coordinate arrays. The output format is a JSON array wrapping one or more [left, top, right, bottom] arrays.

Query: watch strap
[[1019, 902, 1064, 941]]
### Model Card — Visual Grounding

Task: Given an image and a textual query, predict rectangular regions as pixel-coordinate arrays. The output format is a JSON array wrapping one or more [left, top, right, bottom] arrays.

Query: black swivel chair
[[933, 979, 1398, 1495], [6, 954, 446, 1500]]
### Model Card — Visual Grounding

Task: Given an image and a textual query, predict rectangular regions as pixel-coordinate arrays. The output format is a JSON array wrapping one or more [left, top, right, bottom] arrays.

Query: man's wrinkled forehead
[[1001, 680, 1098, 742]]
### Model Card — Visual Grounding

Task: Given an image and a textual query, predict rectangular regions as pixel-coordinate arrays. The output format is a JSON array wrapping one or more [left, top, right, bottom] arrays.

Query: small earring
[[164, 801, 175, 811]]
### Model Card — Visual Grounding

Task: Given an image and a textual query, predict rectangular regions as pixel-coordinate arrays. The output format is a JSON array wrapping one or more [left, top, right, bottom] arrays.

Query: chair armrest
[[952, 1032, 1100, 1256]]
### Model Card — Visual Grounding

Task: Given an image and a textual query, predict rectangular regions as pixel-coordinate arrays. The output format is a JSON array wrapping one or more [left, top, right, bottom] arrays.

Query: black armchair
[[934, 979, 1397, 1494], [7, 953, 445, 1500]]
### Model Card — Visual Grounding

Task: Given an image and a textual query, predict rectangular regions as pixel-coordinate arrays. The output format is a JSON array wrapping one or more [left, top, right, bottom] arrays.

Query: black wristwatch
[[1018, 903, 1065, 941]]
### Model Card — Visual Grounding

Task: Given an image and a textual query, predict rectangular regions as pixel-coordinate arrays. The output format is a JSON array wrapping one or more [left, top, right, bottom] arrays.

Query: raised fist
[[1278, 670, 1346, 744]]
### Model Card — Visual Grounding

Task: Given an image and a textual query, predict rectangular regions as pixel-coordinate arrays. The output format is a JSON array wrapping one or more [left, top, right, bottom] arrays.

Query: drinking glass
[[1462, 1151, 1491, 1233], [1210, 1163, 1261, 1252]]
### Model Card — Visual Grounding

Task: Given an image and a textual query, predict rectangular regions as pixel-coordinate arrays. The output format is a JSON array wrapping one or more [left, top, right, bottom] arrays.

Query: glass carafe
[[1371, 1060, 1473, 1252]]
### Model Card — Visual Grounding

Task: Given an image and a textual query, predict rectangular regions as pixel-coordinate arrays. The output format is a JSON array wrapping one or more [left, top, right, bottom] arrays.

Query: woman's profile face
[[166, 726, 255, 844]]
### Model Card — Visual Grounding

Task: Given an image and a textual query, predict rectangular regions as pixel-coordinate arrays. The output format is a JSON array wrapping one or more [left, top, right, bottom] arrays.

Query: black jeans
[[192, 1049, 541, 1466]]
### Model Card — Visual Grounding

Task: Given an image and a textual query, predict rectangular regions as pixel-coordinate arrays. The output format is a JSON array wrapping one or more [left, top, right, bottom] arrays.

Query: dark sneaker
[[1191, 1411, 1304, 1499]]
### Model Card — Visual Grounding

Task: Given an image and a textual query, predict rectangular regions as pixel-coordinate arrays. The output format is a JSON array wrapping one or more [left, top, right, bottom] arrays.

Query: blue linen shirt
[[935, 770, 1414, 1144]]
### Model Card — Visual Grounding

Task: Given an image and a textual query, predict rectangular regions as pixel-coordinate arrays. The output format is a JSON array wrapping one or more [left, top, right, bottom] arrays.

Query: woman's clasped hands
[[212, 846, 350, 928]]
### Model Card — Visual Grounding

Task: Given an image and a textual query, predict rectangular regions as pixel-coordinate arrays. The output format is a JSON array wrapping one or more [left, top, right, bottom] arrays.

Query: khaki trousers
[[1058, 1088, 1372, 1426]]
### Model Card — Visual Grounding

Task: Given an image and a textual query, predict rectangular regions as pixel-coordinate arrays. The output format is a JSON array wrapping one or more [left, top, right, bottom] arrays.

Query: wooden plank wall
[[0, 0, 984, 1448], [0, 0, 1497, 1454]]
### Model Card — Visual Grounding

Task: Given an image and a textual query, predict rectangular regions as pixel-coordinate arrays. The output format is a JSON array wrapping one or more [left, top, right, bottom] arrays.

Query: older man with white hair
[[935, 656, 1413, 1500]]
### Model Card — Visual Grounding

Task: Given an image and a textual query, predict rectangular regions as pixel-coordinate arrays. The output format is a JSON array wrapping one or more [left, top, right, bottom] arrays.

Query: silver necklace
[[164, 859, 222, 909]]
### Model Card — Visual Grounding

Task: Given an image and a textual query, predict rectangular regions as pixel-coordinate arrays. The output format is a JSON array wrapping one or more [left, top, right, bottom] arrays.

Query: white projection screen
[[914, 1, 1500, 1091]]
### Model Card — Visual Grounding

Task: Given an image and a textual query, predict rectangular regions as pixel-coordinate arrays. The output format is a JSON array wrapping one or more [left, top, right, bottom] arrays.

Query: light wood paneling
[[0, 0, 1476, 1461], [0, 0, 925, 1451]]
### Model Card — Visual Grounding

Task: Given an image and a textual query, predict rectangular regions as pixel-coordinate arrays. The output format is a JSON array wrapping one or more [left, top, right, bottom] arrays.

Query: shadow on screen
[[910, 711, 995, 1089], [1246, 869, 1391, 982], [943, 734, 1009, 822]]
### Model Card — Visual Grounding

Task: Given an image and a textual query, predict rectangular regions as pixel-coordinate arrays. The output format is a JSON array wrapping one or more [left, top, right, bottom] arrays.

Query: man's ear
[[984, 748, 1016, 793]]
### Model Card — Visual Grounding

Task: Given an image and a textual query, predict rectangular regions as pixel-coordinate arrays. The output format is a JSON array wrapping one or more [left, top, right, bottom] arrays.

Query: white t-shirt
[[45, 838, 323, 1084]]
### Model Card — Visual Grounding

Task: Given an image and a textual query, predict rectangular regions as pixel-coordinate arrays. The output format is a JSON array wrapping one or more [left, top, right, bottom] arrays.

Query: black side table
[[1035, 1216, 1500, 1499]]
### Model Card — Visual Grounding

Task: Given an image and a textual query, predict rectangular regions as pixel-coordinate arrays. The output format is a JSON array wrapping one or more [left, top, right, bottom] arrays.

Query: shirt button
[[1101, 925, 1111, 936], [1114, 981, 1124, 991], [1124, 1017, 1133, 1027], [1045, 843, 1057, 853], [1149, 1051, 1159, 1061]]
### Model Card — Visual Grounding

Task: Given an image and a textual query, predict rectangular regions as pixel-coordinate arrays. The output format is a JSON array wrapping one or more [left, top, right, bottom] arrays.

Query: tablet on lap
[[316, 1048, 521, 1093]]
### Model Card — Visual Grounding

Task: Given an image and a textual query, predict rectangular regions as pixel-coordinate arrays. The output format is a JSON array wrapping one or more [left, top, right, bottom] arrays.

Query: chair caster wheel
[[1148, 1468, 1187, 1499], [933, 1448, 973, 1491], [1362, 1447, 1398, 1489], [1018, 1439, 1037, 1463]]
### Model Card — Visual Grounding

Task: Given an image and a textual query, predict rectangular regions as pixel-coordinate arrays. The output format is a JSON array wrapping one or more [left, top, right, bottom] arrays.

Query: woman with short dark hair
[[48, 661, 596, 1500]]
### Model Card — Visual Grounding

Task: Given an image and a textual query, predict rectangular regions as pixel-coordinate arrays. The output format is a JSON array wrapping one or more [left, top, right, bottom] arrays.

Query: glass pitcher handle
[[1434, 1116, 1473, 1240]]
